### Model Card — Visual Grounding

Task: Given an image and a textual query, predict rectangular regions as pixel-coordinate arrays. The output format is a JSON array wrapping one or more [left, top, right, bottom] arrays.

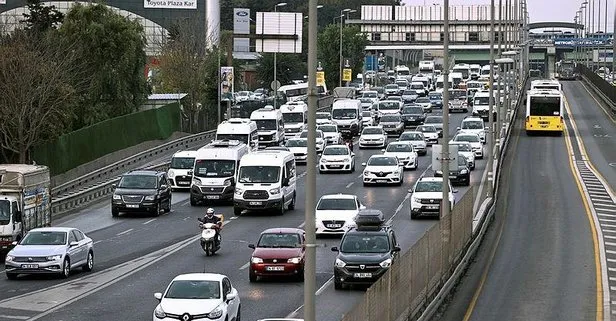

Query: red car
[[248, 228, 306, 282]]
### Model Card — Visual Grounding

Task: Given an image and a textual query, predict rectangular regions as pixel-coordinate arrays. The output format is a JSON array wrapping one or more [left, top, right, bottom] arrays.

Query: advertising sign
[[144, 0, 197, 9], [234, 8, 250, 34], [342, 69, 352, 82], [316, 71, 325, 87], [220, 67, 234, 95]]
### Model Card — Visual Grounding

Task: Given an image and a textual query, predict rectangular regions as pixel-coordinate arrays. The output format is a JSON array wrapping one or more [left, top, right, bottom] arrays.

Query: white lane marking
[[286, 304, 304, 319], [116, 228, 133, 236], [357, 173, 363, 178], [142, 219, 157, 225], [603, 229, 616, 233], [286, 276, 335, 319], [604, 235, 616, 240], [346, 182, 354, 188], [598, 208, 616, 213], [239, 262, 250, 270], [600, 218, 616, 223], [591, 194, 612, 199], [606, 242, 616, 247], [93, 240, 103, 245], [180, 200, 190, 207], [594, 201, 616, 206], [0, 315, 29, 320]]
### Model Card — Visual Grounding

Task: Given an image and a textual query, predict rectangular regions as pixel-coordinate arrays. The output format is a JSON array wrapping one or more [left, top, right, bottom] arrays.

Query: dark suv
[[111, 170, 172, 217], [331, 210, 400, 289], [401, 105, 426, 127], [434, 154, 471, 186]]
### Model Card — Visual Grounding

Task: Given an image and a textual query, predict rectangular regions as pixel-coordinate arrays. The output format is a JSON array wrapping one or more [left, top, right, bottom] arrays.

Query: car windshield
[[362, 111, 372, 117], [21, 231, 67, 245], [416, 98, 430, 103], [300, 131, 323, 138], [332, 109, 356, 119], [429, 94, 442, 100], [341, 234, 390, 253], [380, 115, 400, 122], [410, 84, 424, 89], [362, 127, 383, 135], [318, 125, 337, 133], [257, 233, 301, 248], [385, 84, 398, 89], [386, 144, 412, 152], [414, 181, 443, 192], [402, 90, 415, 95], [452, 144, 472, 152], [286, 139, 307, 147], [316, 113, 331, 120], [238, 166, 280, 183], [254, 119, 277, 130], [216, 134, 248, 145], [170, 157, 195, 170], [368, 157, 397, 166], [400, 133, 423, 141], [283, 112, 304, 123], [118, 175, 157, 189], [317, 198, 357, 210], [194, 160, 235, 178], [462, 121, 484, 129], [323, 147, 348, 156], [165, 280, 220, 299], [379, 102, 400, 110], [455, 135, 480, 142], [425, 117, 442, 124], [362, 92, 377, 98], [403, 107, 423, 114], [418, 126, 436, 133]]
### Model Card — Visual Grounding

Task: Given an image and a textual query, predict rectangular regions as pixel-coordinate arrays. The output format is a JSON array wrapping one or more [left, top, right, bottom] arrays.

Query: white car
[[319, 145, 355, 173], [414, 97, 433, 113], [315, 194, 365, 235], [285, 138, 309, 164], [361, 111, 374, 127], [153, 273, 240, 321], [450, 141, 476, 170], [358, 126, 388, 148], [235, 91, 253, 102], [416, 125, 439, 146], [382, 141, 418, 170], [408, 177, 456, 219], [318, 124, 342, 145], [451, 133, 483, 159], [362, 155, 404, 186], [398, 131, 427, 156], [361, 90, 379, 104], [297, 129, 325, 153], [376, 100, 403, 118], [315, 112, 332, 125], [458, 117, 486, 143]]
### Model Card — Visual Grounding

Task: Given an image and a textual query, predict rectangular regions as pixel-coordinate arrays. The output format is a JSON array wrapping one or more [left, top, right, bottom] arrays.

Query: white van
[[411, 75, 430, 90], [167, 150, 197, 190], [450, 72, 463, 88], [472, 91, 496, 120], [280, 101, 308, 139], [331, 99, 363, 137], [190, 140, 250, 205], [234, 150, 297, 216], [452, 64, 471, 81], [250, 106, 285, 148], [435, 75, 453, 93], [216, 118, 259, 151]]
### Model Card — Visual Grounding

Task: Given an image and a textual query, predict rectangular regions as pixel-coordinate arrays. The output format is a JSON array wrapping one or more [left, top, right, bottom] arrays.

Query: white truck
[[0, 164, 52, 253]]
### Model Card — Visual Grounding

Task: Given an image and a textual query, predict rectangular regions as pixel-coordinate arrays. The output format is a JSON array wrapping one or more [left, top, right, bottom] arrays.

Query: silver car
[[5, 227, 94, 279]]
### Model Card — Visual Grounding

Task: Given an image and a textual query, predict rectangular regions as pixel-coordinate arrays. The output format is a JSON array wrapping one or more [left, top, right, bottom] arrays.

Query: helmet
[[206, 208, 215, 216]]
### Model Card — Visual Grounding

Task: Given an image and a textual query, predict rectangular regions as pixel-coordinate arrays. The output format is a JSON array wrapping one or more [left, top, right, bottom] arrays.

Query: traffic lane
[[438, 119, 596, 320], [562, 81, 616, 188]]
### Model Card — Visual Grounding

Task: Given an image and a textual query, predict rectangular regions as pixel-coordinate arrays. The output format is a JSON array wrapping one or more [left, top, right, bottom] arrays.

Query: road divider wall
[[578, 64, 616, 111]]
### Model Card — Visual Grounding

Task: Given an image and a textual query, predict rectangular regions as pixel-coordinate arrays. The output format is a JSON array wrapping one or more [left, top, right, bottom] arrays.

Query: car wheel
[[288, 193, 296, 210], [351, 161, 355, 173], [234, 207, 243, 216], [190, 197, 197, 206], [83, 251, 94, 272], [277, 200, 285, 216], [60, 258, 71, 279], [111, 208, 119, 217], [334, 280, 344, 290], [154, 203, 161, 217], [6, 273, 17, 280], [249, 270, 257, 282]]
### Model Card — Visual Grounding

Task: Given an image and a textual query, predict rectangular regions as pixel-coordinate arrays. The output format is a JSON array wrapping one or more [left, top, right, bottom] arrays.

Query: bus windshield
[[529, 96, 561, 116]]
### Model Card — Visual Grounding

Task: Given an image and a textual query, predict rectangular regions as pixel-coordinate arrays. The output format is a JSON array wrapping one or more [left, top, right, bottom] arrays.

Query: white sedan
[[362, 155, 404, 186], [398, 131, 427, 156], [450, 141, 476, 170], [383, 141, 418, 170], [153, 273, 240, 321], [319, 145, 355, 173], [297, 129, 325, 153], [315, 194, 364, 236], [358, 126, 388, 148], [285, 138, 309, 164], [451, 133, 483, 159], [318, 124, 342, 145]]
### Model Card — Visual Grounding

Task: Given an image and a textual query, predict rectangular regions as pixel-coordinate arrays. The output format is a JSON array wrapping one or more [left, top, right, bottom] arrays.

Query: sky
[[402, 0, 614, 31]]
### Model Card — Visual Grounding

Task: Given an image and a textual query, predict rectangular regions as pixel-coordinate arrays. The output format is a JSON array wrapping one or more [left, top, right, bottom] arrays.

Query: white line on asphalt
[[598, 208, 616, 212], [298, 221, 305, 228], [346, 182, 354, 188], [0, 315, 29, 320], [603, 229, 616, 233], [357, 173, 363, 178], [93, 240, 103, 245], [142, 219, 157, 225], [604, 235, 616, 240], [239, 262, 250, 270], [116, 228, 133, 236], [286, 304, 304, 319], [591, 194, 612, 199], [605, 242, 616, 247], [600, 218, 616, 223], [286, 276, 334, 319], [601, 224, 616, 229]]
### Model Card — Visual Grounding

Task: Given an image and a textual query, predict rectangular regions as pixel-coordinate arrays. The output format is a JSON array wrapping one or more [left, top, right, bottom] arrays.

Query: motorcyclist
[[200, 208, 222, 247]]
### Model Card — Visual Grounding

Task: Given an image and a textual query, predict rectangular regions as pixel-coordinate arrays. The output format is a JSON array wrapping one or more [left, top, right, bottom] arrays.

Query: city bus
[[525, 88, 564, 135], [530, 79, 562, 91]]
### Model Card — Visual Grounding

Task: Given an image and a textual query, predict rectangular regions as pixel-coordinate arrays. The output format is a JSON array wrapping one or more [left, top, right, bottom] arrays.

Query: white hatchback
[[315, 194, 365, 235], [383, 141, 418, 170], [398, 131, 428, 156], [362, 155, 404, 186], [319, 145, 355, 173], [358, 126, 388, 148], [451, 133, 483, 159], [318, 124, 342, 145]]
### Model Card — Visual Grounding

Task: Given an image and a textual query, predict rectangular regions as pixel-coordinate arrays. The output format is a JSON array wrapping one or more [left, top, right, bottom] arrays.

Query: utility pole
[[487, 0, 495, 197], [304, 0, 318, 320], [441, 0, 451, 221]]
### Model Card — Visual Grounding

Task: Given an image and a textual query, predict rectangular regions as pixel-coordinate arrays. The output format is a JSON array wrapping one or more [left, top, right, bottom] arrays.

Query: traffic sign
[[271, 80, 281, 91], [431, 145, 459, 172], [342, 69, 352, 82]]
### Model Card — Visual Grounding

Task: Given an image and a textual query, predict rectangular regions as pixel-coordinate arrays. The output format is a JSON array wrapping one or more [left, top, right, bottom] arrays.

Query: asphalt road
[[0, 109, 490, 321], [434, 82, 598, 321]]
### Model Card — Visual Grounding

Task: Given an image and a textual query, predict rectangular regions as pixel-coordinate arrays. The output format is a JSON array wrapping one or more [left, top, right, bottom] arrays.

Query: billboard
[[220, 67, 234, 95], [233, 8, 250, 52], [255, 12, 303, 54], [144, 0, 197, 9]]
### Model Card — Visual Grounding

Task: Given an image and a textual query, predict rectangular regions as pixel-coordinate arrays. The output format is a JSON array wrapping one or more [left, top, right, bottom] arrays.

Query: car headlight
[[145, 195, 157, 201], [269, 187, 280, 195], [192, 178, 202, 186], [235, 188, 244, 196], [223, 179, 232, 186], [112, 194, 121, 200], [46, 255, 62, 261], [167, 169, 175, 177], [335, 258, 346, 268], [380, 258, 393, 268], [377, 138, 384, 141], [320, 159, 328, 163], [411, 196, 421, 204], [251, 257, 263, 264], [363, 171, 370, 176], [154, 305, 166, 319], [460, 169, 469, 174], [207, 305, 223, 319], [5, 255, 14, 261], [393, 170, 401, 175], [287, 257, 302, 264]]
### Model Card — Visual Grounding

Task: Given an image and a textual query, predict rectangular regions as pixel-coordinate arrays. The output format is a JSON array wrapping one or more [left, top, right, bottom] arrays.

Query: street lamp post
[[273, 2, 287, 110], [441, 0, 451, 222], [339, 8, 352, 87], [501, 51, 518, 133], [486, 0, 496, 197]]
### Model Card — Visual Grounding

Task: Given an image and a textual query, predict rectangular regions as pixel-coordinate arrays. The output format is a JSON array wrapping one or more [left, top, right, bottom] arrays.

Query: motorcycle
[[198, 218, 222, 256]]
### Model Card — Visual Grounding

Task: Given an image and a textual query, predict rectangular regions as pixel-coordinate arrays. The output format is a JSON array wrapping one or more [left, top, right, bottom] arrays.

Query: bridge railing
[[578, 64, 616, 111]]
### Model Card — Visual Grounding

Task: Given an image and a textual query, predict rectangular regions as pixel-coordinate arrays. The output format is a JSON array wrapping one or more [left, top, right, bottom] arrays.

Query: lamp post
[[441, 0, 451, 223], [273, 2, 287, 110], [501, 51, 518, 132], [486, 0, 496, 197], [338, 8, 352, 87]]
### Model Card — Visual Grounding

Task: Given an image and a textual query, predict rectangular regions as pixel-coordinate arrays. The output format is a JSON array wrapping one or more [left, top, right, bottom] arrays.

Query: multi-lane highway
[[436, 81, 615, 321], [0, 110, 489, 321]]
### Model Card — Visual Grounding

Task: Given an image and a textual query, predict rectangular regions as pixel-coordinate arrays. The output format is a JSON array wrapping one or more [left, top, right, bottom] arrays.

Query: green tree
[[58, 3, 149, 129], [318, 24, 369, 89], [21, 0, 64, 33], [255, 53, 305, 89]]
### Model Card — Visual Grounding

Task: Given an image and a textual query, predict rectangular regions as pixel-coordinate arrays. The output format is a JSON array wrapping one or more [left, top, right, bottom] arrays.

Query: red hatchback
[[248, 228, 306, 282]]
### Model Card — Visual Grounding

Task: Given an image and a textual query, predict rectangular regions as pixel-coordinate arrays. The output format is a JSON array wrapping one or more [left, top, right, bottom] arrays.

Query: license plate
[[21, 264, 38, 269], [426, 205, 439, 210], [266, 266, 285, 271], [353, 273, 372, 278], [249, 201, 262, 206], [377, 179, 388, 183], [330, 165, 342, 168], [450, 176, 457, 179], [327, 224, 342, 229], [178, 181, 190, 185], [126, 204, 139, 208], [206, 195, 220, 199]]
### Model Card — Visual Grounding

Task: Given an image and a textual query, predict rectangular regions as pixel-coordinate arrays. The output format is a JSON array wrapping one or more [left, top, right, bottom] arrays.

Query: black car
[[331, 210, 400, 289], [400, 105, 426, 126], [434, 154, 470, 186], [111, 170, 172, 217]]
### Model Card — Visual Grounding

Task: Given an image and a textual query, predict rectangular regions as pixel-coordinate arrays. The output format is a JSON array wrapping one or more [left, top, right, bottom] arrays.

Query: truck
[[0, 164, 51, 253]]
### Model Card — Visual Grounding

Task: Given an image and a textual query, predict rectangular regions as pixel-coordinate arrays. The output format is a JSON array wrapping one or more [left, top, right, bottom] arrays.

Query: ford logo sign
[[236, 11, 248, 17]]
